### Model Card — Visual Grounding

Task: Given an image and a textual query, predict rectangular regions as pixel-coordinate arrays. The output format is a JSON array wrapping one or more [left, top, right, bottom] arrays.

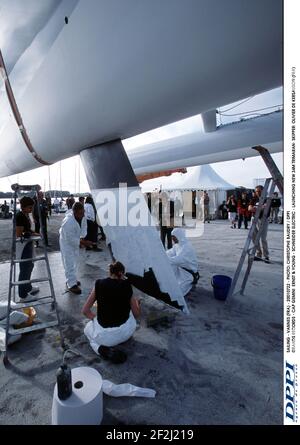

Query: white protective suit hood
[[171, 228, 188, 244]]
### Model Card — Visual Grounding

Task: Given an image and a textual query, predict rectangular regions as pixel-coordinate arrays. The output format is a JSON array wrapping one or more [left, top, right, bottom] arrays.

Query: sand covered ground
[[0, 214, 283, 425]]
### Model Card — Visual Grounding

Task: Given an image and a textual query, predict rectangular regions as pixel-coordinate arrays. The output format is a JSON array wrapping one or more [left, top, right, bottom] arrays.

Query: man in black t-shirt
[[82, 261, 141, 364], [16, 196, 40, 301]]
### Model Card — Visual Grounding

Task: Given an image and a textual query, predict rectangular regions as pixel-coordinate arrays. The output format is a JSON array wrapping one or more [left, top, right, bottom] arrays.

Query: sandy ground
[[0, 214, 283, 425]]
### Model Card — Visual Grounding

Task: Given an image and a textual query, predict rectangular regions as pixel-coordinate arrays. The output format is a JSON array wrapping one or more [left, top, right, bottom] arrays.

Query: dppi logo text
[[285, 361, 298, 422]]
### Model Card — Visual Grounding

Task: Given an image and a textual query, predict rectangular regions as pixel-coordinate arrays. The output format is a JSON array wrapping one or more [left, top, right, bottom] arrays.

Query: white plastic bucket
[[52, 366, 103, 425]]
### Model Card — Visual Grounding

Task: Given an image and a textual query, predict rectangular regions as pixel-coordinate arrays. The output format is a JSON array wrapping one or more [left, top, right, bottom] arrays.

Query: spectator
[[226, 195, 237, 228], [237, 192, 250, 229], [218, 201, 228, 219], [269, 192, 281, 223], [84, 196, 102, 251], [248, 185, 271, 263], [1, 200, 10, 218], [33, 191, 50, 247], [158, 191, 175, 249], [203, 191, 210, 223], [46, 194, 52, 216], [53, 197, 60, 213], [66, 195, 75, 210]]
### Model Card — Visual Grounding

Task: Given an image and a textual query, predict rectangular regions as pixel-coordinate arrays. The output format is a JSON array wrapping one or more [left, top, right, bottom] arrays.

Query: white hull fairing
[[0, 0, 282, 177], [129, 111, 283, 175]]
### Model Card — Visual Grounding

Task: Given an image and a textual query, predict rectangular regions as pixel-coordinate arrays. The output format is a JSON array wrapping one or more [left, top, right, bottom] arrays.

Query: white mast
[[48, 166, 51, 197], [59, 161, 62, 198], [78, 157, 81, 194]]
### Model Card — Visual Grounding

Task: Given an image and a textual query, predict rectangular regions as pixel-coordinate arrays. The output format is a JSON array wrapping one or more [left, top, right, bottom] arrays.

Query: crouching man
[[82, 261, 141, 364], [59, 202, 93, 294], [166, 228, 199, 296]]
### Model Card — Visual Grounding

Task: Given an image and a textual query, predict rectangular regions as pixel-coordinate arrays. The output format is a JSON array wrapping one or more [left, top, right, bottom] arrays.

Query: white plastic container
[[52, 367, 103, 425]]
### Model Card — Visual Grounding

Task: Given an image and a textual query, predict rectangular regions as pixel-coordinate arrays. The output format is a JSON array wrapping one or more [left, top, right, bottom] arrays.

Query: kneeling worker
[[166, 228, 199, 296], [59, 202, 92, 294], [82, 261, 141, 364]]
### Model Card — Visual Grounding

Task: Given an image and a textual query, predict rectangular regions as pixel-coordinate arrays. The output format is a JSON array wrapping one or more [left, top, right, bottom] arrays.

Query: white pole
[[74, 160, 77, 194], [48, 166, 51, 196], [78, 157, 81, 194], [59, 161, 62, 198]]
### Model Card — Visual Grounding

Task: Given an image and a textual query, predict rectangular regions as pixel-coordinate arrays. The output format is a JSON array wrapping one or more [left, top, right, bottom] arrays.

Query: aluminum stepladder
[[252, 145, 283, 195], [227, 146, 284, 299], [3, 184, 65, 364]]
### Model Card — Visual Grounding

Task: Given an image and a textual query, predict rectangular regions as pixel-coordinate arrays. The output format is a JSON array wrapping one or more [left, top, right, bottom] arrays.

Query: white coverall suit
[[166, 228, 198, 296], [59, 212, 87, 288]]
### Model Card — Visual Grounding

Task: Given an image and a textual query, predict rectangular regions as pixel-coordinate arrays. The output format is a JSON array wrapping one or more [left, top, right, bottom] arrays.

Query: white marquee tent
[[140, 164, 235, 218]]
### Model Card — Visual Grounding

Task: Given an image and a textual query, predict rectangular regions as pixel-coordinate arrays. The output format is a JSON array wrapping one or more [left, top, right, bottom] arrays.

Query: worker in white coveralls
[[59, 202, 92, 294], [166, 228, 199, 296]]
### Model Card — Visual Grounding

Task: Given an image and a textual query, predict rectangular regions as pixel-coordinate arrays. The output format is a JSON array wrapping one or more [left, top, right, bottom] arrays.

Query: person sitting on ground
[[16, 197, 41, 302], [59, 202, 92, 294], [166, 228, 199, 296], [82, 261, 141, 364]]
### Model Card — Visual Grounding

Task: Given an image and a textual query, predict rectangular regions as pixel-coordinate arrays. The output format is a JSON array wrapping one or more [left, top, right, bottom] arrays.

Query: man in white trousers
[[59, 202, 92, 294]]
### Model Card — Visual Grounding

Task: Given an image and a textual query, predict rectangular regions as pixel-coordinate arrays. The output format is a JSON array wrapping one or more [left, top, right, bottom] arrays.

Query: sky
[[0, 1, 283, 193]]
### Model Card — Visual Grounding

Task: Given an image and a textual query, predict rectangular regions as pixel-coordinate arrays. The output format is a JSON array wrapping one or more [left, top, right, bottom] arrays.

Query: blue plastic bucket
[[211, 275, 232, 301]]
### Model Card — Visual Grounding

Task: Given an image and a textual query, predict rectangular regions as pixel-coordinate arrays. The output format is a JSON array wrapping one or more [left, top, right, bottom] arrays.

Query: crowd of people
[[218, 190, 282, 228], [219, 187, 282, 263]]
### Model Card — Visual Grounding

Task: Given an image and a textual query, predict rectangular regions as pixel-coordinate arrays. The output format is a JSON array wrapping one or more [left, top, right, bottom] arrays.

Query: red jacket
[[237, 198, 250, 217]]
